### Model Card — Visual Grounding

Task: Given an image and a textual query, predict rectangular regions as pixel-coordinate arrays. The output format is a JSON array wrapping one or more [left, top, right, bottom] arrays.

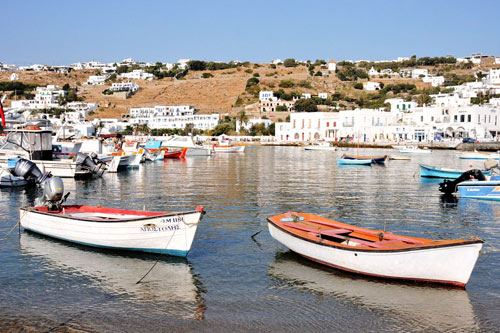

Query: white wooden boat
[[267, 212, 483, 287], [389, 155, 411, 160], [457, 151, 500, 160], [20, 205, 205, 257], [400, 146, 431, 154], [162, 135, 214, 156], [304, 142, 337, 151], [0, 167, 27, 187]]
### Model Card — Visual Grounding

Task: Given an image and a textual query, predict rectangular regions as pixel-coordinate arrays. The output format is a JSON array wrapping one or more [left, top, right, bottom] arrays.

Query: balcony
[[343, 122, 354, 127]]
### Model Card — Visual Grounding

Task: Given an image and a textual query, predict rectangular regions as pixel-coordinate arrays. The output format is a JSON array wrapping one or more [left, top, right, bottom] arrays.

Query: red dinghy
[[267, 212, 483, 287]]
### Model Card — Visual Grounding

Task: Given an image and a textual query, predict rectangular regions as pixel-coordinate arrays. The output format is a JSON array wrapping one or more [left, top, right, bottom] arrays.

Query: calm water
[[1, 146, 499, 332]]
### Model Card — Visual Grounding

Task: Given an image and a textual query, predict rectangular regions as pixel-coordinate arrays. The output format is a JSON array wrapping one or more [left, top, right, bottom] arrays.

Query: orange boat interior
[[268, 212, 472, 250]]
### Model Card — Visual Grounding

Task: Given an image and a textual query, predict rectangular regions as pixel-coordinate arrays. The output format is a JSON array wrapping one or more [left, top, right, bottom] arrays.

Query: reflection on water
[[19, 232, 206, 320], [268, 251, 479, 332], [1, 147, 499, 331]]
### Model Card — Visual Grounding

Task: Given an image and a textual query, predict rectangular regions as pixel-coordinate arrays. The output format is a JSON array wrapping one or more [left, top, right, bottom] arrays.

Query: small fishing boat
[[420, 164, 492, 179], [304, 142, 337, 151], [20, 205, 205, 257], [163, 147, 188, 158], [389, 155, 411, 161], [212, 138, 245, 153], [337, 158, 372, 166], [457, 151, 500, 160], [267, 212, 483, 287], [0, 167, 27, 187], [341, 154, 387, 164], [457, 177, 500, 201], [400, 146, 431, 154]]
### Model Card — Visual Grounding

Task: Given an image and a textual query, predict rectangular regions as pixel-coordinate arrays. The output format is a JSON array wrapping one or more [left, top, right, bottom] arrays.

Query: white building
[[486, 69, 500, 85], [129, 105, 220, 130], [412, 69, 429, 78], [9, 73, 18, 81], [259, 91, 276, 101], [368, 67, 379, 76], [318, 93, 328, 99], [302, 93, 311, 99], [119, 69, 154, 81], [385, 98, 417, 112], [178, 59, 191, 70], [327, 59, 337, 72], [363, 82, 382, 91], [86, 75, 107, 85], [110, 82, 139, 92], [236, 118, 273, 133], [271, 59, 282, 65], [422, 76, 445, 87], [34, 85, 66, 108]]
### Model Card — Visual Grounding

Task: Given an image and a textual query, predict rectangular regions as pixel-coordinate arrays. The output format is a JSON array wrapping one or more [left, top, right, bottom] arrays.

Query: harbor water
[[1, 146, 499, 332]]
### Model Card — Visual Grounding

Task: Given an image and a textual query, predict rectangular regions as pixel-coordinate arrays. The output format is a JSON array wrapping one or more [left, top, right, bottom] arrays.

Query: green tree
[[187, 60, 207, 71], [294, 99, 318, 112], [237, 110, 249, 125], [283, 58, 297, 67], [202, 72, 213, 78]]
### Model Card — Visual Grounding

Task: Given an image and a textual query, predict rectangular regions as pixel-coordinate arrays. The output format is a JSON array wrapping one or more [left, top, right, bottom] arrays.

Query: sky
[[3, 0, 500, 65]]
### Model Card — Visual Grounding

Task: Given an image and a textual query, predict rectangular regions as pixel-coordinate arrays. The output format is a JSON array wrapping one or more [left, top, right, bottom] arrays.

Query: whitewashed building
[[119, 69, 154, 81], [328, 59, 336, 72], [129, 105, 220, 130], [363, 82, 382, 91], [486, 69, 500, 85], [422, 76, 445, 87], [86, 75, 107, 85], [412, 69, 429, 78], [368, 67, 379, 76], [9, 73, 18, 81], [110, 82, 139, 92], [318, 93, 328, 99]]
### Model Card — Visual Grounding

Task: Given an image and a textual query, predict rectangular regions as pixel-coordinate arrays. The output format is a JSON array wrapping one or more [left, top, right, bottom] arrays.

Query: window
[[454, 115, 458, 122], [460, 115, 465, 122], [468, 115, 471, 122], [421, 116, 424, 122], [326, 122, 329, 127]]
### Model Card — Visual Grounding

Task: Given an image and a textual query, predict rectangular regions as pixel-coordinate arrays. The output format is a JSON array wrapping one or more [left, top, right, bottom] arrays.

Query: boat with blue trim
[[420, 164, 492, 179], [337, 158, 372, 166]]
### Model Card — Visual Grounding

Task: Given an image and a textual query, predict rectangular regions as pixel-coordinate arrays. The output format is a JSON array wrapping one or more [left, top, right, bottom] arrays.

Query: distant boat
[[267, 211, 483, 287], [457, 151, 500, 160], [420, 164, 492, 179], [304, 142, 337, 151], [162, 136, 213, 156], [0, 167, 27, 187], [337, 158, 372, 166], [400, 146, 431, 154], [389, 155, 411, 160], [20, 205, 205, 257], [212, 139, 245, 153], [341, 154, 387, 164]]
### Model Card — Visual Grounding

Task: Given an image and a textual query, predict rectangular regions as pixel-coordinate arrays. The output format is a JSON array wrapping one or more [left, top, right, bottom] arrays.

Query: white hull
[[400, 149, 431, 154], [0, 169, 27, 187], [457, 152, 500, 160], [213, 145, 245, 153], [268, 222, 482, 286], [0, 157, 87, 178], [20, 207, 203, 257], [304, 146, 337, 151]]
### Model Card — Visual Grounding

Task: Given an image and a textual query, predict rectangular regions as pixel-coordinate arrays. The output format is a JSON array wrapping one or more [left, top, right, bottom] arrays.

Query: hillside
[[1, 60, 497, 120]]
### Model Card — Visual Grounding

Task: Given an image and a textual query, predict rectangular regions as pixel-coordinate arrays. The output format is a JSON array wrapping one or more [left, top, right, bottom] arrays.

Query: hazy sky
[[3, 0, 499, 65]]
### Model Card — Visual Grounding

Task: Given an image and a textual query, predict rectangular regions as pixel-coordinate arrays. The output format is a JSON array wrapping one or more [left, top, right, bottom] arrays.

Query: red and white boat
[[162, 147, 188, 158], [212, 139, 245, 153], [20, 205, 205, 257], [267, 212, 483, 287]]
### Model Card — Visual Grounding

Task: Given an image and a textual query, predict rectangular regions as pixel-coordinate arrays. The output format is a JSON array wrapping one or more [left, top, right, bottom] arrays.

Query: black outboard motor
[[439, 169, 486, 195], [74, 152, 107, 177], [13, 158, 51, 184]]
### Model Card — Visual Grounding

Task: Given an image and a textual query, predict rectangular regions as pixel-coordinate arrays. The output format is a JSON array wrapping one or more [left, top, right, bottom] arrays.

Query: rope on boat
[[135, 224, 178, 285]]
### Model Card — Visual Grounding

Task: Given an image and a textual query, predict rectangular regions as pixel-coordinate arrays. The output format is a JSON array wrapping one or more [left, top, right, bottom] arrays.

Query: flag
[[0, 98, 5, 128]]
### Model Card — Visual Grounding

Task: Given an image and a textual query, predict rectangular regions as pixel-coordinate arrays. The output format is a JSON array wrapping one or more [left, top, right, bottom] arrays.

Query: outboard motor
[[38, 176, 70, 211], [13, 158, 51, 184], [74, 152, 107, 177], [439, 169, 486, 195]]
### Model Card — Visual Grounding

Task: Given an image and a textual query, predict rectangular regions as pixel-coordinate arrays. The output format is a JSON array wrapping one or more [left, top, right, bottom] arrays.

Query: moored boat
[[342, 154, 387, 164], [337, 158, 372, 166], [420, 163, 492, 179], [267, 212, 483, 287], [163, 147, 188, 158], [457, 177, 500, 201], [304, 142, 337, 151], [400, 146, 431, 154], [20, 205, 205, 257], [457, 151, 500, 160]]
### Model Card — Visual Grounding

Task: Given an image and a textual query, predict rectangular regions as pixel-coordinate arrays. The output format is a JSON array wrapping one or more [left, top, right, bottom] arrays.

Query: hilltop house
[[86, 75, 107, 85], [368, 67, 379, 76], [110, 82, 139, 92], [119, 69, 154, 81], [363, 82, 382, 91], [328, 59, 337, 72]]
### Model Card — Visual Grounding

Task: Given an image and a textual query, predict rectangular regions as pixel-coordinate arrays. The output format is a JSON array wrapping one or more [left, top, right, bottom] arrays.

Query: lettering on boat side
[[466, 189, 480, 192], [140, 225, 180, 232], [160, 216, 184, 224]]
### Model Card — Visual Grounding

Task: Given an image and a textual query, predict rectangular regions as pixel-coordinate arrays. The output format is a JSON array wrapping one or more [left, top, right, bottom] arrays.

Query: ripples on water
[[0, 147, 499, 331]]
